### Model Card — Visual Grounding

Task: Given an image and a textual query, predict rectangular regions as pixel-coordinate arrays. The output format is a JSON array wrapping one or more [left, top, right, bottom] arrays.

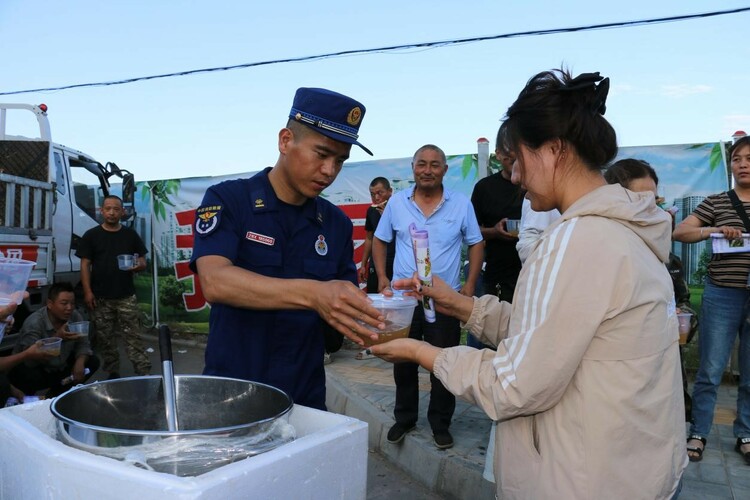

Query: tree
[[159, 276, 187, 310], [692, 249, 711, 285]]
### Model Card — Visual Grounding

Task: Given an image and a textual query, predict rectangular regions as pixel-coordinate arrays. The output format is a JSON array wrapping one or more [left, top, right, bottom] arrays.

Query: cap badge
[[315, 235, 328, 256], [347, 107, 362, 126]]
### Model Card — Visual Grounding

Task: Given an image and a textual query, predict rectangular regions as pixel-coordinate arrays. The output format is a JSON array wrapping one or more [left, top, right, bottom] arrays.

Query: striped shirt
[[693, 191, 750, 288]]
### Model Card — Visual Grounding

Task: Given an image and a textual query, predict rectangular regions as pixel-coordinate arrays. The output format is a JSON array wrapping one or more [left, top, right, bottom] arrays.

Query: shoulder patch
[[195, 205, 222, 236]]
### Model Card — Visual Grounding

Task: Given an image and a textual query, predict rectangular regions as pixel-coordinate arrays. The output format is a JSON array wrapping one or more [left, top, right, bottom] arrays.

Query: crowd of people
[[1, 71, 748, 499], [0, 194, 151, 405]]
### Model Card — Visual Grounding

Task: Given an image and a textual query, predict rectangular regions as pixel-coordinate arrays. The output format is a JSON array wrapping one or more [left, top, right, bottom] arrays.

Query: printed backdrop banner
[[133, 143, 729, 328]]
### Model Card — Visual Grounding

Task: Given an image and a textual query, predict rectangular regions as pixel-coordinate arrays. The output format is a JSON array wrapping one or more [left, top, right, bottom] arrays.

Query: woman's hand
[[369, 338, 441, 373], [392, 274, 474, 324]]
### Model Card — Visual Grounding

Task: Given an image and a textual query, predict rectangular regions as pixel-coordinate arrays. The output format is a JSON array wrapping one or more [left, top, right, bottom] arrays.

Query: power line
[[2, 5, 748, 96]]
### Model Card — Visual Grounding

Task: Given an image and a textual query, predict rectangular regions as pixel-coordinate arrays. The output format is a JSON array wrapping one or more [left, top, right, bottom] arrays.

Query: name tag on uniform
[[246, 231, 275, 246]]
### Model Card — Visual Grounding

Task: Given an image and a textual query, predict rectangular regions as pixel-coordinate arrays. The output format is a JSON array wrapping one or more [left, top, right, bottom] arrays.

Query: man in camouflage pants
[[77, 196, 152, 378]]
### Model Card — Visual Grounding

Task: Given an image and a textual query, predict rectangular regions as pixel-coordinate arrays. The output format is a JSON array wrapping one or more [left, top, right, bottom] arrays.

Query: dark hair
[[285, 119, 313, 140], [604, 159, 659, 189], [370, 177, 391, 189], [412, 144, 447, 165], [502, 69, 617, 170], [103, 195, 123, 206], [48, 282, 75, 302], [730, 135, 750, 157], [495, 122, 511, 155]]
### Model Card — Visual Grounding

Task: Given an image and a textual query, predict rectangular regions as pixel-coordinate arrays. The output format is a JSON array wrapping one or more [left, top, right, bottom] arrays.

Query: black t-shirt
[[365, 206, 395, 278], [471, 172, 523, 284], [76, 225, 148, 299]]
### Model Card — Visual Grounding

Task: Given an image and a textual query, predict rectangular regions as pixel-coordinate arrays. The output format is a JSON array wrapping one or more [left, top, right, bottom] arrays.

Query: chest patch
[[195, 205, 222, 236], [315, 235, 328, 256], [246, 231, 275, 246]]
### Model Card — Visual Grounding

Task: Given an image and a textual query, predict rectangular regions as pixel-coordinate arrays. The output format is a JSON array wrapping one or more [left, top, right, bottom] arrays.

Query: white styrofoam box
[[711, 233, 750, 254], [0, 401, 367, 500]]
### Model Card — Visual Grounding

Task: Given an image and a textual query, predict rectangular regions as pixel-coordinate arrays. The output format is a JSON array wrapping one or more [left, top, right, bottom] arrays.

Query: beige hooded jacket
[[434, 184, 687, 499]]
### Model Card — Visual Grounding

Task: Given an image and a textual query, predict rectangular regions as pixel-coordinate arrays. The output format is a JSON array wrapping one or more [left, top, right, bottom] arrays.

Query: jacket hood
[[554, 184, 673, 263]]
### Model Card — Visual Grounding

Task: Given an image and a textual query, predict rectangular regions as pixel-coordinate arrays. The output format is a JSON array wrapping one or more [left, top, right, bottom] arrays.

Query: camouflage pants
[[91, 295, 151, 376]]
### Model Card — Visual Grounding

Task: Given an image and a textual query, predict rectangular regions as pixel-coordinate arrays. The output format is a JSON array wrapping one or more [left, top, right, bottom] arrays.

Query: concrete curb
[[326, 374, 495, 500]]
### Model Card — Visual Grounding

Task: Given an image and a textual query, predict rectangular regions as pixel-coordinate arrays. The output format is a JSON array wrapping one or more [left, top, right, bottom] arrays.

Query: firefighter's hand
[[311, 280, 383, 346]]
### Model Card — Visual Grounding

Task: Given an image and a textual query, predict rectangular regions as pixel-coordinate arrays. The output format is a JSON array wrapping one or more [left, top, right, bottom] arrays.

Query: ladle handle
[[158, 324, 179, 432], [159, 324, 173, 364]]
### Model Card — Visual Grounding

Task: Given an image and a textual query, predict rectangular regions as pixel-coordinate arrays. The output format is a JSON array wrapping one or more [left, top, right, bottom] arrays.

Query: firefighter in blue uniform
[[190, 88, 383, 410]]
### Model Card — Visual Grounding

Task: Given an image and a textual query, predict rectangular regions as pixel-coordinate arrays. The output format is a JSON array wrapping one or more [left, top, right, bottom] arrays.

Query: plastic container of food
[[39, 337, 62, 355], [67, 321, 90, 337], [357, 294, 418, 347]]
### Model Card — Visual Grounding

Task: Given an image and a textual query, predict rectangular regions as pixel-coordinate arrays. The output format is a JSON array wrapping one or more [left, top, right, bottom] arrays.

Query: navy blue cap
[[289, 87, 372, 156]]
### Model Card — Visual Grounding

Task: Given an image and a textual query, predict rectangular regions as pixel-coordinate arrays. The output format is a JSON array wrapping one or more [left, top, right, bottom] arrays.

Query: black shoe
[[433, 430, 454, 449], [107, 372, 121, 380], [387, 423, 415, 444]]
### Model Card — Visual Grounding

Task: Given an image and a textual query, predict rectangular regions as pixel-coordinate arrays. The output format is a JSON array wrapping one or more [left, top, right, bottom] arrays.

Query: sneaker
[[433, 430, 454, 449], [323, 352, 332, 365], [386, 423, 415, 444]]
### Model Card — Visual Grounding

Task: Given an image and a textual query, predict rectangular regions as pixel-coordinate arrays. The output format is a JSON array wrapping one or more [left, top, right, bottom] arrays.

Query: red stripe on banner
[[340, 203, 370, 220]]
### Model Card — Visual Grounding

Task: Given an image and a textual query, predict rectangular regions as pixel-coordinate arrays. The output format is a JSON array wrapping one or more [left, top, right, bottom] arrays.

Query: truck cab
[[0, 103, 135, 352]]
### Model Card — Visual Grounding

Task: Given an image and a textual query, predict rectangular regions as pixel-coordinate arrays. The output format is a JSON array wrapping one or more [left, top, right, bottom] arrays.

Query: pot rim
[[50, 374, 294, 437]]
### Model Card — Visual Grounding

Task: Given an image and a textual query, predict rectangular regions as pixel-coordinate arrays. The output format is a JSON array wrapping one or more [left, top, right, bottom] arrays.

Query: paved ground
[[107, 332, 749, 499]]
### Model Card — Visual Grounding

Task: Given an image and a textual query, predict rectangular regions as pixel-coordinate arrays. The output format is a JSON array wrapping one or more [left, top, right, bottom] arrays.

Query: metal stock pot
[[50, 375, 294, 476]]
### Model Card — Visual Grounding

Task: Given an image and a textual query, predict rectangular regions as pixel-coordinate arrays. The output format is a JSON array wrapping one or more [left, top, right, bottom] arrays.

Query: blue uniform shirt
[[190, 168, 357, 410]]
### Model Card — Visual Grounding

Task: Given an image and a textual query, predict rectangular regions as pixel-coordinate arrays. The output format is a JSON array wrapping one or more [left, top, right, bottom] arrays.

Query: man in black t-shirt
[[358, 177, 395, 293], [76, 195, 151, 379], [471, 146, 523, 302], [354, 177, 395, 360]]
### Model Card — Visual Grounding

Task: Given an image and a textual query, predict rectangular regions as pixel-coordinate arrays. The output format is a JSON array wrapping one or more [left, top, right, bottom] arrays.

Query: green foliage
[[143, 179, 181, 221], [460, 154, 476, 180], [709, 143, 724, 172], [159, 275, 187, 310], [691, 249, 711, 284]]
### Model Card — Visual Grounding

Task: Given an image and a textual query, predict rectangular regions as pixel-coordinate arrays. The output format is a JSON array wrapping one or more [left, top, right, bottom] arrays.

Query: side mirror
[[121, 173, 136, 224], [122, 173, 136, 205]]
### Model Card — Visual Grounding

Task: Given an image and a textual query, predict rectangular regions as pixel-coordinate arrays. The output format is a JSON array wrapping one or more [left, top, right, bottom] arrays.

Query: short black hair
[[48, 282, 75, 302], [103, 195, 123, 206], [370, 177, 391, 189], [604, 158, 659, 189]]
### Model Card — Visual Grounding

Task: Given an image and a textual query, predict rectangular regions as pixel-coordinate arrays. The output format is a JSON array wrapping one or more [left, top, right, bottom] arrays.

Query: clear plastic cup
[[0, 297, 12, 343], [677, 312, 692, 345], [357, 294, 418, 347], [117, 254, 134, 270], [39, 337, 62, 356], [505, 219, 521, 237], [67, 321, 90, 337], [0, 257, 36, 305]]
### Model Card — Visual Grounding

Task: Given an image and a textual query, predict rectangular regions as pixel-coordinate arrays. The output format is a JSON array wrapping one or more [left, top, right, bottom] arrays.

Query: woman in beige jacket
[[371, 69, 686, 499]]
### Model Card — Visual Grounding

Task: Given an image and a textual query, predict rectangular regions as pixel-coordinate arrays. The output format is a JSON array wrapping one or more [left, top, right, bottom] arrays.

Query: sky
[[1, 1, 749, 182]]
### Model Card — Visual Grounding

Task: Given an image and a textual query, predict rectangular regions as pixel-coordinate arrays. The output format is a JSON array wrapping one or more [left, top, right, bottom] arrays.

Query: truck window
[[54, 152, 66, 195], [69, 159, 104, 223]]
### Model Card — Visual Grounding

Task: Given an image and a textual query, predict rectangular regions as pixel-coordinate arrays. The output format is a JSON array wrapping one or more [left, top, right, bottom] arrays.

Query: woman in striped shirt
[[674, 135, 750, 465]]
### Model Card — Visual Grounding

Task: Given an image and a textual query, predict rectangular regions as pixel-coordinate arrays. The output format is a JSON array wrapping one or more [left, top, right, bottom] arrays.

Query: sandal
[[736, 438, 750, 465], [355, 350, 375, 360], [687, 435, 706, 462]]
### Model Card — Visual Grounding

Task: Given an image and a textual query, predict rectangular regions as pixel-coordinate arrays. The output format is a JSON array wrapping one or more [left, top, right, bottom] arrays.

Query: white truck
[[0, 103, 135, 352]]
